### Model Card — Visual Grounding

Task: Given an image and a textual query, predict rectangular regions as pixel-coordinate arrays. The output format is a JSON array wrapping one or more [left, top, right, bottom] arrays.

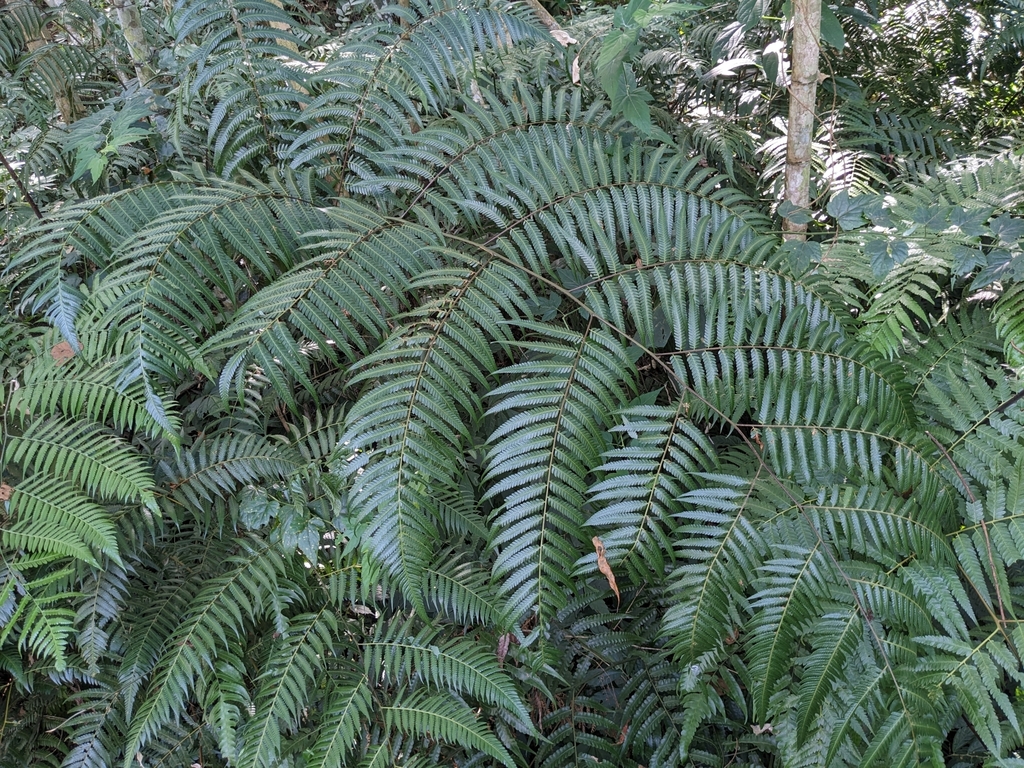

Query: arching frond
[[287, 0, 549, 186], [4, 0, 1024, 765], [485, 324, 636, 627], [235, 608, 337, 768], [122, 538, 294, 766], [380, 689, 516, 768]]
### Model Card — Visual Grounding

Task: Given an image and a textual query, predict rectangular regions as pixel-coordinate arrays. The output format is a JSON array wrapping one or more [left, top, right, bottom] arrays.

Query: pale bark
[[521, 0, 560, 32], [109, 0, 156, 86], [268, 0, 299, 54], [5, 0, 77, 121], [783, 0, 821, 240]]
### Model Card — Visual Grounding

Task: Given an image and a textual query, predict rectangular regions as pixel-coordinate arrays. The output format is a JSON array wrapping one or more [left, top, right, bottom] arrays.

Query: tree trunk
[[4, 0, 78, 122], [109, 0, 156, 86], [783, 0, 821, 240]]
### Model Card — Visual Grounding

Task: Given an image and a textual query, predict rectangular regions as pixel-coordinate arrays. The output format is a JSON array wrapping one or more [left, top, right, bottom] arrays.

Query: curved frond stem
[[447, 231, 925, 728], [400, 115, 627, 217]]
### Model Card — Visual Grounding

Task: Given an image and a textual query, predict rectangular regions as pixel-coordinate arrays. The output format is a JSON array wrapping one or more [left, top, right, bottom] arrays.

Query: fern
[[4, 0, 1024, 765], [235, 608, 337, 768], [485, 324, 636, 627], [122, 537, 295, 765]]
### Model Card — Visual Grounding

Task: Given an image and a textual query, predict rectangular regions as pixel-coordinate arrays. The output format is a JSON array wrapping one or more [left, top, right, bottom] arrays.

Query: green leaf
[[819, 4, 845, 50], [616, 83, 653, 135], [778, 199, 813, 225], [990, 213, 1024, 244], [953, 246, 986, 276], [778, 240, 821, 273], [866, 238, 891, 276], [910, 204, 953, 231], [950, 206, 993, 237], [737, 0, 768, 31], [240, 488, 281, 529], [826, 190, 869, 230], [597, 27, 639, 105]]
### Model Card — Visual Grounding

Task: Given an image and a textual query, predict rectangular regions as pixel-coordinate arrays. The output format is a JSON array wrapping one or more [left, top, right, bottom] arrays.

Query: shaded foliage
[[1, 0, 1024, 766]]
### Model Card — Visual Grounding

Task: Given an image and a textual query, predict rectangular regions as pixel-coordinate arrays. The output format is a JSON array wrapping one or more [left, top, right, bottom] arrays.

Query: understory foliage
[[2, 0, 1024, 766]]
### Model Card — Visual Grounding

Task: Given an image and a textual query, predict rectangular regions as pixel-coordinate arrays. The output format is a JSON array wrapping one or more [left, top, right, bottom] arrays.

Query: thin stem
[[0, 148, 42, 218]]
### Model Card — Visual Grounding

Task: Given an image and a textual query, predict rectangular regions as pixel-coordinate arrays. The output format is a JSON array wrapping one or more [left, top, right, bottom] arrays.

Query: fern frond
[[5, 183, 190, 352], [7, 417, 153, 507], [10, 335, 168, 438], [796, 612, 867, 742], [235, 608, 337, 768], [287, 0, 548, 185], [616, 656, 684, 764], [916, 632, 1024, 756], [485, 324, 636, 627], [305, 667, 372, 768], [0, 564, 76, 672], [803, 485, 953, 567], [586, 402, 717, 583], [380, 688, 516, 768], [202, 641, 250, 762], [157, 433, 299, 518], [535, 695, 617, 767], [62, 684, 126, 768], [663, 471, 769, 663], [421, 550, 506, 629], [339, 253, 532, 603], [3, 476, 120, 566], [172, 0, 316, 173], [122, 537, 294, 765], [360, 85, 623, 204], [365, 616, 532, 728], [74, 561, 129, 673], [117, 564, 203, 718], [905, 309, 1002, 400], [89, 179, 330, 418], [747, 540, 834, 721], [207, 203, 441, 407]]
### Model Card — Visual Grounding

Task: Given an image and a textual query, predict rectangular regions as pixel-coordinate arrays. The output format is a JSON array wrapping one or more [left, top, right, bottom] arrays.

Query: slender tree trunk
[[268, 0, 299, 53], [109, 0, 156, 86], [783, 0, 821, 240], [0, 147, 43, 218], [4, 0, 77, 121]]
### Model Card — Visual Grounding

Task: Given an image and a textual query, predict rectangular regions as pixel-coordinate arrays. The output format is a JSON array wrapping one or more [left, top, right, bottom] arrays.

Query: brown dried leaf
[[592, 536, 620, 607], [51, 341, 75, 366], [496, 632, 511, 667], [470, 78, 486, 105], [550, 29, 577, 46]]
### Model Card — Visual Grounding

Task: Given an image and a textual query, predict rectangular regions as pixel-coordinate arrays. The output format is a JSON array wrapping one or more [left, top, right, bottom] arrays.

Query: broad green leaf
[[820, 4, 845, 50]]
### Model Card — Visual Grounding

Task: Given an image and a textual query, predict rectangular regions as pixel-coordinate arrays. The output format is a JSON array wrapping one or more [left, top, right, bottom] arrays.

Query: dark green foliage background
[[2, 0, 1024, 765]]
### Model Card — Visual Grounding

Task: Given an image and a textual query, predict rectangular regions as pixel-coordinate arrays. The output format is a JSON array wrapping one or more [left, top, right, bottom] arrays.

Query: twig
[[994, 387, 1024, 416], [0, 148, 42, 219]]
